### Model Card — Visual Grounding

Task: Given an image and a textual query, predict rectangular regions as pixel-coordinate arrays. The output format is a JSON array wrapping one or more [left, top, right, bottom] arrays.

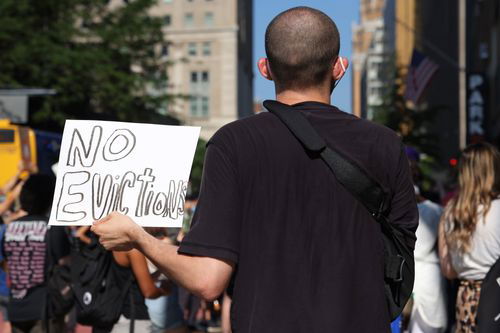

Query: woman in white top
[[409, 189, 447, 333], [439, 142, 500, 333]]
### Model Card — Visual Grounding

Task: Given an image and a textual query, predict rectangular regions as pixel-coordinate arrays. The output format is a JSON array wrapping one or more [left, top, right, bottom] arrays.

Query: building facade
[[150, 0, 253, 140], [353, 0, 500, 164], [466, 0, 500, 146], [352, 0, 420, 119], [418, 0, 499, 160], [351, 0, 387, 119]]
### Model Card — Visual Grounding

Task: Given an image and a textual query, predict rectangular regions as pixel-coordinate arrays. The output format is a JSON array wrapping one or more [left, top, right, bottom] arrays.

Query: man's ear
[[258, 58, 273, 81], [332, 56, 349, 81]]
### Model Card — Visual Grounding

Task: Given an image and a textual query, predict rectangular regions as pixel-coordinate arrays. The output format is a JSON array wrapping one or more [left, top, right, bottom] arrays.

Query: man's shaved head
[[265, 7, 340, 90]]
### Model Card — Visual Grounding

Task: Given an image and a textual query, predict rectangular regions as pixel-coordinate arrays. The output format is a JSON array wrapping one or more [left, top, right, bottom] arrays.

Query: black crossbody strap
[[263, 100, 390, 219]]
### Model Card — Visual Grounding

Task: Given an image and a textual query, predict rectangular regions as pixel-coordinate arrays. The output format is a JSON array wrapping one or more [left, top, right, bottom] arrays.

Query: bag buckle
[[394, 255, 405, 282]]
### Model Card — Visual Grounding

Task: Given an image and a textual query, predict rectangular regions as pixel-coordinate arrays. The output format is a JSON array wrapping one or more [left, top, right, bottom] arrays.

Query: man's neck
[[275, 89, 331, 106]]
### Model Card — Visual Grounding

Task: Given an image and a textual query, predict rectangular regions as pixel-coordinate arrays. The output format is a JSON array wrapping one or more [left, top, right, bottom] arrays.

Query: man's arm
[[91, 212, 234, 301]]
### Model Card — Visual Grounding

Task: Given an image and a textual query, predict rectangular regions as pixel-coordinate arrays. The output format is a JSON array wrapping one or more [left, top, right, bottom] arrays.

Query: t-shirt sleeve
[[178, 141, 241, 264], [48, 226, 71, 262], [388, 144, 419, 250]]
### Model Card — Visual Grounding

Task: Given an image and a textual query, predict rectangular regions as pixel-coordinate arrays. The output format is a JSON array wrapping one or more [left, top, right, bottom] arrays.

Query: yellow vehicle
[[0, 119, 37, 190]]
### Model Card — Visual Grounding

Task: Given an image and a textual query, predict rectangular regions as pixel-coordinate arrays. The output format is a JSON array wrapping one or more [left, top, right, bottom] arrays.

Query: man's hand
[[91, 212, 144, 251]]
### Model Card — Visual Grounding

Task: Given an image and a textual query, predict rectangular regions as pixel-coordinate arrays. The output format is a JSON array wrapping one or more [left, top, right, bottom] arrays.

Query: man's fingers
[[91, 212, 117, 232]]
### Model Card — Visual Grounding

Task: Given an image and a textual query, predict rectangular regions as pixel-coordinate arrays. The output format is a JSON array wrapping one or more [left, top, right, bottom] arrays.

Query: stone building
[[352, 0, 418, 120], [151, 0, 253, 140], [351, 0, 388, 119]]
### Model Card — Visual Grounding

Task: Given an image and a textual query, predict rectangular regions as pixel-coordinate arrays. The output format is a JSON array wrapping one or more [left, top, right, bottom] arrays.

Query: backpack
[[264, 100, 415, 321], [476, 257, 500, 332], [47, 264, 74, 317], [71, 236, 133, 328], [46, 227, 74, 318]]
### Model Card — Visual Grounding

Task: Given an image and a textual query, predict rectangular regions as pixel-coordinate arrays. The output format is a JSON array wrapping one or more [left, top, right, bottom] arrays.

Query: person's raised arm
[[0, 179, 25, 215], [92, 214, 234, 301]]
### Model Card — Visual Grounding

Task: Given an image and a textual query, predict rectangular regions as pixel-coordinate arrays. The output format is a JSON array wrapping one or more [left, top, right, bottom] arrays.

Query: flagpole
[[458, 0, 467, 149]]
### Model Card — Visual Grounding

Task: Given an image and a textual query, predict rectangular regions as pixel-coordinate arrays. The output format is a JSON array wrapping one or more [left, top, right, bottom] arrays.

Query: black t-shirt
[[2, 215, 71, 321], [179, 101, 418, 333]]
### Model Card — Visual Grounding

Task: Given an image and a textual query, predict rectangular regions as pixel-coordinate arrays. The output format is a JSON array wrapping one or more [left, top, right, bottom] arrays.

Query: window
[[0, 130, 15, 143], [163, 15, 171, 26], [201, 71, 209, 82], [161, 43, 169, 57], [190, 97, 198, 114], [184, 13, 194, 27], [190, 72, 198, 83], [370, 86, 383, 97], [204, 12, 214, 26], [190, 71, 210, 117], [187, 42, 197, 56], [202, 42, 211, 56], [201, 96, 209, 116]]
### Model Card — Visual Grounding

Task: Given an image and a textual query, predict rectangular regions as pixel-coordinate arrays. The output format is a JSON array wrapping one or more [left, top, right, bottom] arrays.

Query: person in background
[[0, 161, 36, 198], [0, 161, 38, 224], [99, 247, 170, 332], [144, 228, 188, 333], [410, 185, 447, 332], [0, 180, 24, 219], [2, 174, 71, 333], [176, 195, 206, 331], [405, 148, 447, 333], [439, 142, 500, 332], [220, 292, 232, 333], [0, 218, 11, 333]]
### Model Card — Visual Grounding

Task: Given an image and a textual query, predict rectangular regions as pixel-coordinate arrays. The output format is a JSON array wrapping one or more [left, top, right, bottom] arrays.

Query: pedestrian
[[2, 174, 71, 333], [93, 247, 169, 333], [92, 6, 418, 333], [0, 218, 11, 333], [143, 228, 188, 333], [438, 142, 500, 332], [403, 149, 447, 333], [409, 186, 447, 332]]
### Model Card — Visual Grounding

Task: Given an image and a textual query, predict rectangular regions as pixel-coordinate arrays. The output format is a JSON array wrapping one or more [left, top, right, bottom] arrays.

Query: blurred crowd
[[0, 162, 227, 333], [1, 140, 500, 333], [401, 142, 500, 333]]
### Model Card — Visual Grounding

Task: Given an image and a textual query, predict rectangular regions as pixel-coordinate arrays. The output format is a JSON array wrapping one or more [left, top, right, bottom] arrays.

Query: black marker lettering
[[135, 168, 155, 217], [102, 129, 136, 162], [91, 174, 114, 220], [66, 126, 103, 167], [56, 171, 90, 222]]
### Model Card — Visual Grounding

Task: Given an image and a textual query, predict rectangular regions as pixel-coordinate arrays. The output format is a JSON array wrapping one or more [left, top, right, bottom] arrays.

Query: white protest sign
[[49, 120, 200, 227]]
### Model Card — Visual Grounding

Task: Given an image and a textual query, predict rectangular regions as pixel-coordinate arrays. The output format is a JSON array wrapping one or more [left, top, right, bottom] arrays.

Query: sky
[[253, 0, 360, 112]]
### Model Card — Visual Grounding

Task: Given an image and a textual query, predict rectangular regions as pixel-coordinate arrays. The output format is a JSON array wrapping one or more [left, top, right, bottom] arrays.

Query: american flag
[[404, 50, 439, 104]]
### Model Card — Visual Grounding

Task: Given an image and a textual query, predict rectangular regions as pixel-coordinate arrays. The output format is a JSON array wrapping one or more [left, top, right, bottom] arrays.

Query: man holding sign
[[92, 7, 418, 333]]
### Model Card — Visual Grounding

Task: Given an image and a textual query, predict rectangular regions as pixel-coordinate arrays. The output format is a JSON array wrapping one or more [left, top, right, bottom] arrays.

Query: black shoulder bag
[[264, 100, 415, 321], [476, 257, 500, 332]]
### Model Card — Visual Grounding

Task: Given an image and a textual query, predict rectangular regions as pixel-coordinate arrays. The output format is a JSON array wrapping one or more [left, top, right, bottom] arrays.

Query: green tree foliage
[[189, 138, 207, 197], [0, 0, 177, 128], [371, 66, 443, 159]]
